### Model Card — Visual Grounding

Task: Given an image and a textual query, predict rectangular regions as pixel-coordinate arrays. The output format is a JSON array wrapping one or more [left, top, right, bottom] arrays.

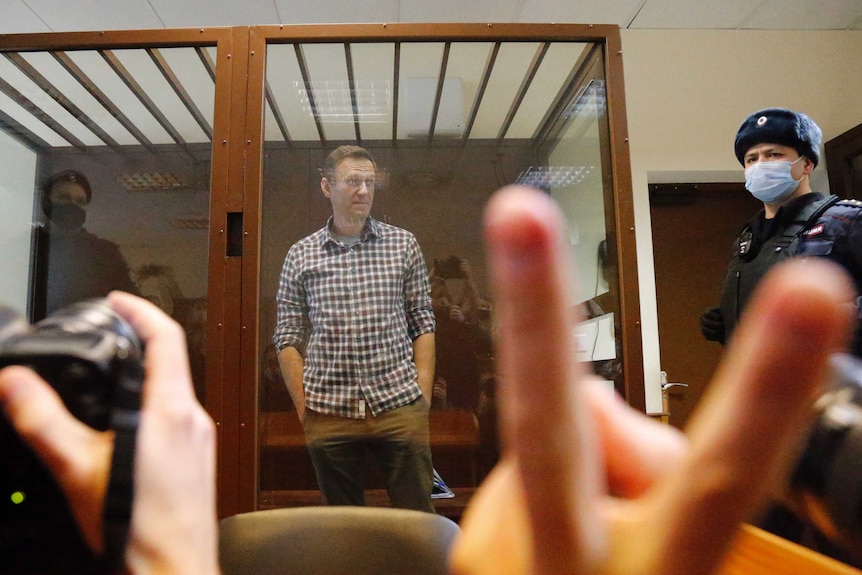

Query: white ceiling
[[2, 0, 862, 34]]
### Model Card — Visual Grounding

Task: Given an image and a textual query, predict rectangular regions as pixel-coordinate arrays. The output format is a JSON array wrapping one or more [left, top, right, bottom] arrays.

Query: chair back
[[219, 506, 461, 575]]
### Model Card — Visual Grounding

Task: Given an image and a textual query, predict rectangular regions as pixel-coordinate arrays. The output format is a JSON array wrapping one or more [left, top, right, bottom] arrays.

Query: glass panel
[[0, 129, 38, 315], [507, 42, 590, 139], [397, 43, 445, 140], [441, 42, 494, 140], [0, 88, 71, 146], [349, 43, 394, 141], [302, 43, 355, 142], [470, 42, 540, 139], [258, 39, 620, 512], [0, 45, 215, 402], [111, 49, 210, 143], [544, 62, 621, 395], [64, 50, 174, 144], [550, 82, 607, 303], [36, 152, 212, 400], [19, 52, 137, 145], [0, 55, 101, 146], [157, 47, 217, 131], [264, 43, 319, 142]]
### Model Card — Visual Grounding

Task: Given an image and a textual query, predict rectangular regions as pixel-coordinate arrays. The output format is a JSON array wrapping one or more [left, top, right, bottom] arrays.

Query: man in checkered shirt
[[273, 145, 437, 512]]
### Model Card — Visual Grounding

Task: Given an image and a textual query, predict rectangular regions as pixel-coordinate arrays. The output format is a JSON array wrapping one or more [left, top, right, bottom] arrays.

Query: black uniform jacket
[[719, 192, 862, 356]]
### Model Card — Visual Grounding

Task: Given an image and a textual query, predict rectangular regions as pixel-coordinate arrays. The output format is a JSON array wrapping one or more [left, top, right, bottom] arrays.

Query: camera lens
[[790, 353, 862, 557]]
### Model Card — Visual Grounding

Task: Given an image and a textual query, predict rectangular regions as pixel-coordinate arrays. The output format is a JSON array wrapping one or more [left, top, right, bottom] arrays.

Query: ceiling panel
[[514, 0, 643, 25], [0, 36, 613, 149], [629, 0, 756, 29], [0, 1, 51, 34], [22, 0, 164, 32], [741, 0, 862, 30], [0, 23, 855, 155], [277, 0, 400, 25], [149, 0, 280, 28], [400, 0, 521, 23], [263, 104, 282, 143], [442, 42, 496, 140], [4, 0, 862, 34], [157, 48, 216, 137]]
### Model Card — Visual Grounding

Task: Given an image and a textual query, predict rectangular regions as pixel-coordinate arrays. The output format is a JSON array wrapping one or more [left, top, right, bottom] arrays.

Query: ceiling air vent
[[119, 172, 188, 191]]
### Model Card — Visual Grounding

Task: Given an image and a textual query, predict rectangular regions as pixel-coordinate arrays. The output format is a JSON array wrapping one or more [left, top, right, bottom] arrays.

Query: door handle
[[659, 371, 688, 423], [661, 382, 689, 391]]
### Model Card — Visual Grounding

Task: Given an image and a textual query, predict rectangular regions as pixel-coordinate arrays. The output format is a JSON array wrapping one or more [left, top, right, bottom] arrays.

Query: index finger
[[107, 291, 196, 406], [484, 186, 606, 571]]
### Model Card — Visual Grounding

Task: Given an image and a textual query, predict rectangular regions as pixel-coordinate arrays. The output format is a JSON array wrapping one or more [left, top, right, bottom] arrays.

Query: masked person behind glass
[[700, 108, 862, 564], [32, 170, 138, 321]]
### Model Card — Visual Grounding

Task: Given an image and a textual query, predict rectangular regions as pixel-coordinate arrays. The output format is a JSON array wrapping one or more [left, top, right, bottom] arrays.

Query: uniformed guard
[[701, 108, 862, 356], [700, 107, 862, 566]]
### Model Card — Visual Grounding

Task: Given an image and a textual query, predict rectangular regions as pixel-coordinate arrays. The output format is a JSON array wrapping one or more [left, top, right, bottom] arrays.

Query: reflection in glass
[[32, 169, 138, 320], [546, 75, 622, 395], [29, 151, 212, 400], [0, 45, 216, 402]]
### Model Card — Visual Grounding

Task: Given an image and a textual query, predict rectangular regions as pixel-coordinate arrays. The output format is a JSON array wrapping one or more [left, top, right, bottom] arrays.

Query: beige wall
[[620, 29, 862, 412]]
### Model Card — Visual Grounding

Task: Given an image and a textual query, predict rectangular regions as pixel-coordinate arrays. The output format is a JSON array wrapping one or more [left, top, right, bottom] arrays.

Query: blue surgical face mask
[[744, 156, 804, 204]]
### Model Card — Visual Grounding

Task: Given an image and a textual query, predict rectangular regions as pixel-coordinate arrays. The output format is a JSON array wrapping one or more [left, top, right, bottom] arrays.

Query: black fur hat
[[42, 170, 92, 203], [734, 108, 822, 168]]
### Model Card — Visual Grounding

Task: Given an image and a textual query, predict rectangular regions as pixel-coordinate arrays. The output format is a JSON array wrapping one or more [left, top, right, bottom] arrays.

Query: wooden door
[[825, 122, 862, 199], [649, 183, 761, 429]]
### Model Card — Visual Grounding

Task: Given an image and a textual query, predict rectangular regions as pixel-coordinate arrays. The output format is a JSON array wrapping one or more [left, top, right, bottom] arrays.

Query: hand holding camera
[[0, 293, 217, 575]]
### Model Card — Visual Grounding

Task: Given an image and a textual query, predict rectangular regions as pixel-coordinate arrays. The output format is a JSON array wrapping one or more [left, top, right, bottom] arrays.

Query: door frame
[[825, 122, 862, 199]]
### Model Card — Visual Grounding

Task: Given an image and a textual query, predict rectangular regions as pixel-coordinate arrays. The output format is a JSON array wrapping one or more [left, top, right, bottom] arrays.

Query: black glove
[[700, 307, 725, 344]]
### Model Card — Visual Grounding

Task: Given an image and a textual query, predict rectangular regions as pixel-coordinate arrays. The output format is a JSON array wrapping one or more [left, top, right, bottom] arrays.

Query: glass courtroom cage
[[0, 23, 641, 518], [246, 24, 642, 517]]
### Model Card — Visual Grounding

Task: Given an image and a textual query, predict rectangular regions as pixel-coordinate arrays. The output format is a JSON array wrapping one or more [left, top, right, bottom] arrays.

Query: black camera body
[[790, 353, 862, 558], [0, 299, 144, 574]]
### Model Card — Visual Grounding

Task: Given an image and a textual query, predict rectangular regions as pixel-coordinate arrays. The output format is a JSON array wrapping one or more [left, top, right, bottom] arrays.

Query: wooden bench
[[260, 408, 479, 447], [257, 487, 477, 521], [258, 408, 481, 497]]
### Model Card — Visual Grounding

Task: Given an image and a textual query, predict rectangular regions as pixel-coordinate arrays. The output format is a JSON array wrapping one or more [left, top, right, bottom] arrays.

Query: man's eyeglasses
[[337, 177, 376, 190]]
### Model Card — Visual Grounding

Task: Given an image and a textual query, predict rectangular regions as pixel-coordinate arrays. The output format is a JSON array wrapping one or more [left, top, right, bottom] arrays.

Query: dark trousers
[[303, 399, 434, 513]]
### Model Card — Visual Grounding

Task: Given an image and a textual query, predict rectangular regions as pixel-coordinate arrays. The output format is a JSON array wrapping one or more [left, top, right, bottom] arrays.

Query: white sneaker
[[431, 468, 455, 499]]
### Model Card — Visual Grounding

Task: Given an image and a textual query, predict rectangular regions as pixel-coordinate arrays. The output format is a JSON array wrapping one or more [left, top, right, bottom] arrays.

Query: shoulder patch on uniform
[[837, 199, 862, 207], [803, 223, 825, 237]]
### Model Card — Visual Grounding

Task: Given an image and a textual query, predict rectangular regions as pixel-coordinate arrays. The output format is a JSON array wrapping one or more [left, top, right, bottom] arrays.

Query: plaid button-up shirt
[[273, 217, 435, 418]]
